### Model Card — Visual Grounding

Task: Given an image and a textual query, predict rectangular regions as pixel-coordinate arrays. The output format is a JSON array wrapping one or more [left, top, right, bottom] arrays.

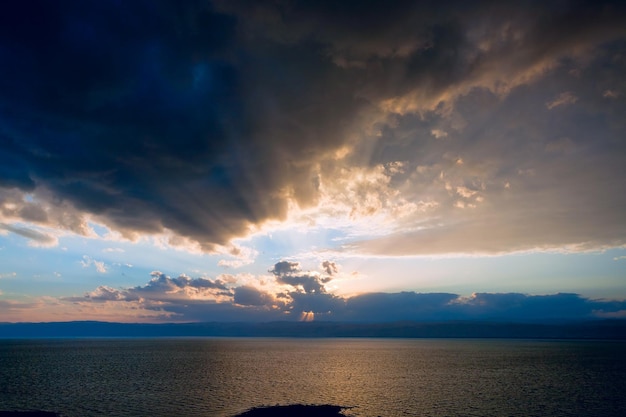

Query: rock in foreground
[[233, 404, 352, 417]]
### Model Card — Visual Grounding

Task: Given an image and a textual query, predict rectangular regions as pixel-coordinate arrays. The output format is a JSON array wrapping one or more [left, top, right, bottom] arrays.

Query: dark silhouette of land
[[1, 319, 625, 339], [233, 404, 351, 417], [0, 406, 352, 417]]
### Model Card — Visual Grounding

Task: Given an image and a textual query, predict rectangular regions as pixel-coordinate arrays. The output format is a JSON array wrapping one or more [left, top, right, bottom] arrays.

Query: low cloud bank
[[55, 263, 626, 323]]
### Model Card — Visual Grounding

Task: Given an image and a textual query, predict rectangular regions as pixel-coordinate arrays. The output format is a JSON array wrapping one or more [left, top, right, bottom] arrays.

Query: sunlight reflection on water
[[1, 338, 625, 417]]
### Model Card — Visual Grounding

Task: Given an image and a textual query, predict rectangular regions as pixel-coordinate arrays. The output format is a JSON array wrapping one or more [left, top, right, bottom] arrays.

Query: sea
[[1, 338, 625, 417]]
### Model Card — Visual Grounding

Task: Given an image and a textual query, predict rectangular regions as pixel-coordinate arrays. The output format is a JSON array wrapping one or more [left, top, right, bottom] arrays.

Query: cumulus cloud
[[53, 270, 278, 322], [266, 261, 344, 316], [449, 292, 626, 322], [75, 271, 231, 304], [85, 286, 127, 302], [322, 261, 338, 276], [288, 291, 345, 317], [53, 274, 626, 322], [277, 274, 328, 294], [134, 271, 231, 301], [41, 248, 626, 321], [270, 261, 334, 294], [270, 261, 302, 276], [0, 296, 173, 323], [80, 256, 108, 274], [344, 292, 459, 322], [341, 292, 626, 322]]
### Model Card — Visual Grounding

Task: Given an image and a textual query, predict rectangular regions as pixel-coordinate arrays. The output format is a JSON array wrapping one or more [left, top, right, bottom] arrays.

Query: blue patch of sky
[[87, 222, 110, 238], [0, 232, 224, 297], [337, 249, 626, 299], [3, 224, 624, 300], [247, 227, 346, 267]]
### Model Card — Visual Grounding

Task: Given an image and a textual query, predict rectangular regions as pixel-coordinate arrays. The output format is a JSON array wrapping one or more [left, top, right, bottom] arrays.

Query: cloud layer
[[0, 0, 624, 256], [0, 261, 605, 323]]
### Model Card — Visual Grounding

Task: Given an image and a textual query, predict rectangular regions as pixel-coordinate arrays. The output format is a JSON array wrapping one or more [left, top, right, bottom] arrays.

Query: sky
[[1, 0, 625, 323]]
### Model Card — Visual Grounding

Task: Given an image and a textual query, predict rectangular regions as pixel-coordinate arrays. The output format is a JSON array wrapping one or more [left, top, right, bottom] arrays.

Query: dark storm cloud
[[270, 260, 333, 295], [322, 261, 338, 276], [343, 292, 459, 322], [288, 291, 345, 316], [451, 293, 595, 321], [0, 0, 365, 248], [218, 0, 626, 104], [270, 261, 302, 276], [1, 0, 625, 254], [340, 292, 626, 322], [157, 298, 291, 322], [277, 274, 328, 294], [0, 1, 243, 245]]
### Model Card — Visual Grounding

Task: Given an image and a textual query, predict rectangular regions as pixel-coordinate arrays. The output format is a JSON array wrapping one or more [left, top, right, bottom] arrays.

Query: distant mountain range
[[1, 320, 625, 339]]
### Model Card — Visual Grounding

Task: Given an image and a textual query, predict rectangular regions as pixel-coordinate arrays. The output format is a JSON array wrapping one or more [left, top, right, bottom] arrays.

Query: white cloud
[[94, 261, 107, 274], [80, 256, 108, 274]]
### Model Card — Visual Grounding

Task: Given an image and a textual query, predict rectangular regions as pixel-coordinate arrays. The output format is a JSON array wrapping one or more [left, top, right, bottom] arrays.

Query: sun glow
[[299, 311, 315, 322]]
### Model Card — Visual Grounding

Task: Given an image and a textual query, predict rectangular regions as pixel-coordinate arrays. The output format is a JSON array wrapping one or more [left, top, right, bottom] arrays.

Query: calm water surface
[[1, 338, 625, 417]]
